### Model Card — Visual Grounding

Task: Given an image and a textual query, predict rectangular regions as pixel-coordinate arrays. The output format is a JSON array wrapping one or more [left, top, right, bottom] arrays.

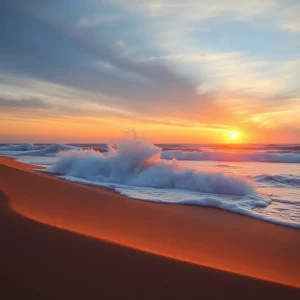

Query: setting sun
[[229, 131, 239, 140]]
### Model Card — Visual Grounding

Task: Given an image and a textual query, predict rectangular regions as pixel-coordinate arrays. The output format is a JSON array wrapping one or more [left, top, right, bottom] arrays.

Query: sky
[[1, 0, 300, 143]]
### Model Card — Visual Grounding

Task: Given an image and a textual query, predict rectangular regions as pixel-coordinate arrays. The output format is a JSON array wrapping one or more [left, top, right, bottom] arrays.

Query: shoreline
[[1, 156, 300, 290]]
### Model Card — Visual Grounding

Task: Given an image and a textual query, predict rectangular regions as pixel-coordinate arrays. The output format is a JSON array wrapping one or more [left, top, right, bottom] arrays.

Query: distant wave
[[252, 174, 300, 187], [0, 143, 77, 157], [1, 143, 300, 163], [215, 164, 240, 168], [0, 143, 37, 151], [161, 150, 300, 163]]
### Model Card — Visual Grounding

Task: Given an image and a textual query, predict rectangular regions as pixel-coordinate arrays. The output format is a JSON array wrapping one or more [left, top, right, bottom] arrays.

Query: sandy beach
[[1, 156, 300, 299]]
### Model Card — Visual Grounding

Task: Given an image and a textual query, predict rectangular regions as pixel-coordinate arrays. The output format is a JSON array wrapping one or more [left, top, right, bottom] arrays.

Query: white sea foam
[[15, 156, 60, 167], [57, 175, 300, 229], [47, 138, 257, 197], [44, 138, 287, 224]]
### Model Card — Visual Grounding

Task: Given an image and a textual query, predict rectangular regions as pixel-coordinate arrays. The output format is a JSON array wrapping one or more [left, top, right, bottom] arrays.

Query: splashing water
[[47, 138, 256, 197]]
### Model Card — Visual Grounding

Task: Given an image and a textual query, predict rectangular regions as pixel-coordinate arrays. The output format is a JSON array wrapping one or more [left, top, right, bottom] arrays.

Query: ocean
[[1, 139, 300, 229]]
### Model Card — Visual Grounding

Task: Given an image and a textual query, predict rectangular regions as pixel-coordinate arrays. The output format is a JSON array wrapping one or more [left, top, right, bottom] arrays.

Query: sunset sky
[[1, 0, 300, 143]]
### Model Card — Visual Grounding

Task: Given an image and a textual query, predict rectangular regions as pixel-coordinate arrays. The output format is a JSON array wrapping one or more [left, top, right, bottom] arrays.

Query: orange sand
[[0, 156, 300, 288]]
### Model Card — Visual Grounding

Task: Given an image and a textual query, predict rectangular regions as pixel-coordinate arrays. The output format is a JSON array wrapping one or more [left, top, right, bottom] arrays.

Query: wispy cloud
[[0, 96, 51, 109], [107, 0, 276, 20], [77, 14, 123, 27]]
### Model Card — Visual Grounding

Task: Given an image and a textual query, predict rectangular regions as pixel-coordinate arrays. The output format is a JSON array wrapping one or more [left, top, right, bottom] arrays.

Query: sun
[[229, 131, 239, 140]]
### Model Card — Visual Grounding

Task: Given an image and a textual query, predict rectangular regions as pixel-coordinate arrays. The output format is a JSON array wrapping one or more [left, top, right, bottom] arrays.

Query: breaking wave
[[42, 136, 275, 224], [46, 139, 257, 197]]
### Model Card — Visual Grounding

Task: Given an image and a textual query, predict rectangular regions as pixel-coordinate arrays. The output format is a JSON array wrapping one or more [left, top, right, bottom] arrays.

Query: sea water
[[1, 139, 299, 229]]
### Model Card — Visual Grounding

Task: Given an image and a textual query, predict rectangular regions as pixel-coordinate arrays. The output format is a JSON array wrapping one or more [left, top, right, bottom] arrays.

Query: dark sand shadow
[[0, 190, 10, 211]]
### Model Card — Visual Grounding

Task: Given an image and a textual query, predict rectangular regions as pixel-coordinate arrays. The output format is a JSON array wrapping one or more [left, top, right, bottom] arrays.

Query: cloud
[[108, 0, 300, 35], [0, 0, 299, 139], [277, 3, 300, 33], [0, 0, 198, 115], [107, 0, 276, 20], [77, 14, 123, 27], [104, 0, 299, 98], [138, 51, 300, 98], [0, 96, 51, 109], [280, 21, 300, 33]]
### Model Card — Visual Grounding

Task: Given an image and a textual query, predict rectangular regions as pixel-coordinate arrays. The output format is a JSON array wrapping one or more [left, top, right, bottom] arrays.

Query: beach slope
[[0, 157, 300, 298]]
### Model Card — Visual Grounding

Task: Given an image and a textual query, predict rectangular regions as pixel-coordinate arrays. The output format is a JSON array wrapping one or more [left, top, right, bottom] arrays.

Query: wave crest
[[0, 143, 36, 151], [253, 174, 300, 187], [46, 138, 256, 197], [161, 150, 300, 163], [0, 143, 77, 157]]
